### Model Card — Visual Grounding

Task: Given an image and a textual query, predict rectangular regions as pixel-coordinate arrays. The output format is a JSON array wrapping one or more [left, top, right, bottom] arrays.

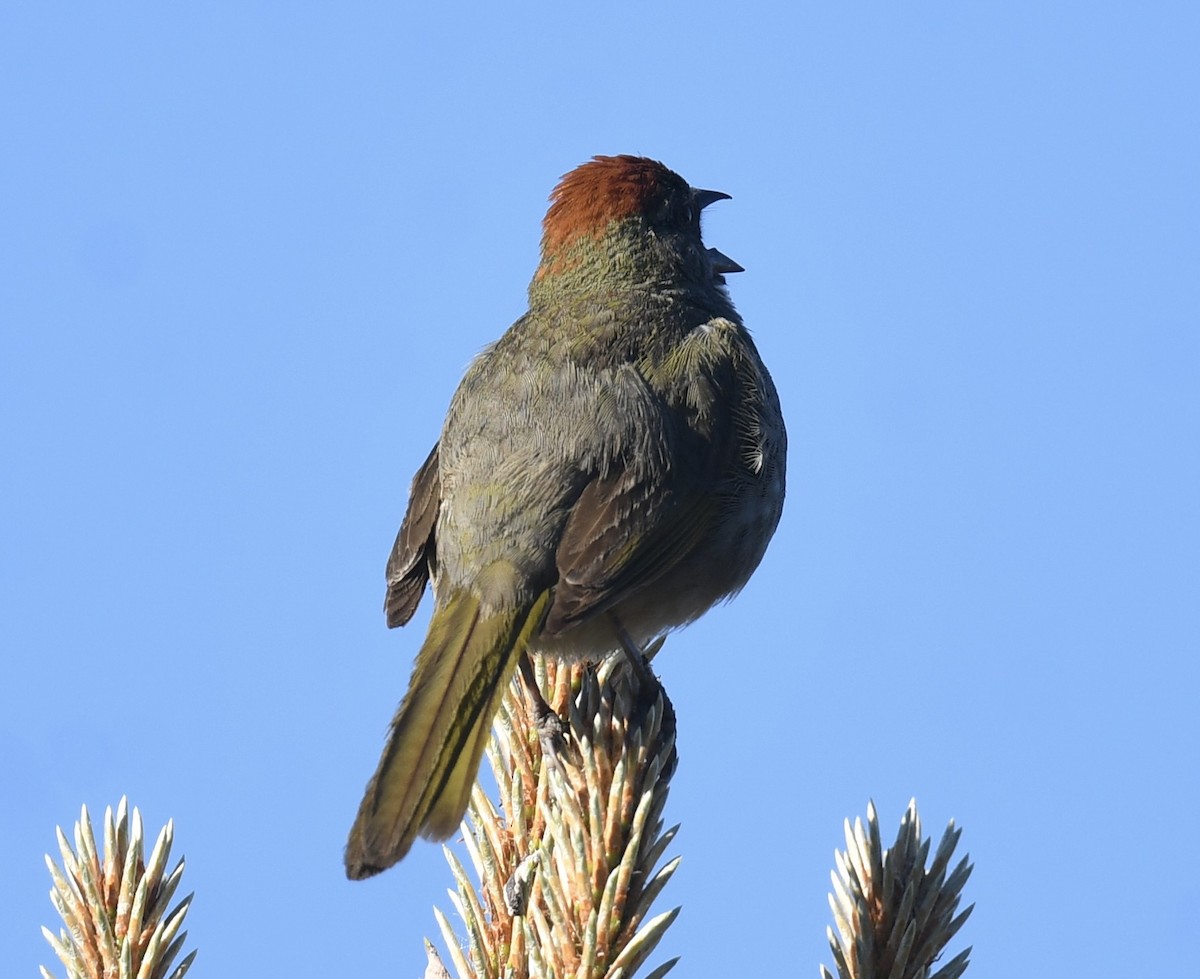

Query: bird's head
[[533, 155, 742, 293]]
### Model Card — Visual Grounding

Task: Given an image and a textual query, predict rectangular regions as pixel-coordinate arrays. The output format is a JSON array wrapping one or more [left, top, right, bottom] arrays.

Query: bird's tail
[[345, 588, 550, 880]]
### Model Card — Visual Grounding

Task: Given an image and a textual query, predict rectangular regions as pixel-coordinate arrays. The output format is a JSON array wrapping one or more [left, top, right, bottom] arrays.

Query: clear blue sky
[[3, 4, 1197, 976]]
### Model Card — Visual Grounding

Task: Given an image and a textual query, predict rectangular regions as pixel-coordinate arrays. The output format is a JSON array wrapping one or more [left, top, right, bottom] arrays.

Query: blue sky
[[3, 3, 1197, 975]]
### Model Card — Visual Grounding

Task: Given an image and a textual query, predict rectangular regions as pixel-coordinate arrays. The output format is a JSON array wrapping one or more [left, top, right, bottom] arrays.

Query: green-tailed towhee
[[345, 155, 786, 879]]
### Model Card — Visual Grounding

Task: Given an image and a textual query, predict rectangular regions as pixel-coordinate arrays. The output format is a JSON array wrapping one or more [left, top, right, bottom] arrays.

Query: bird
[[345, 154, 786, 879]]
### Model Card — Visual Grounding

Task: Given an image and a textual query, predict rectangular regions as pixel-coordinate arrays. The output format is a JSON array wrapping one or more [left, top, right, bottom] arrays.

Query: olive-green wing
[[549, 364, 747, 633], [544, 467, 721, 636], [544, 317, 767, 637]]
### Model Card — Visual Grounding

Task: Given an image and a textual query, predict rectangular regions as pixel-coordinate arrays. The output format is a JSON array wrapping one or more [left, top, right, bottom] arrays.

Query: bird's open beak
[[694, 188, 742, 274]]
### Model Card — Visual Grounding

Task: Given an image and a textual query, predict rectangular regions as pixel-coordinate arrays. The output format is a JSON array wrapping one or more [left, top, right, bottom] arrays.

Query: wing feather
[[384, 443, 441, 628]]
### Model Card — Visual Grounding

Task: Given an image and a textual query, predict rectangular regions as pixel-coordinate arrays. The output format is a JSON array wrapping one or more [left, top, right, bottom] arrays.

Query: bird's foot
[[608, 620, 665, 718], [519, 654, 568, 759]]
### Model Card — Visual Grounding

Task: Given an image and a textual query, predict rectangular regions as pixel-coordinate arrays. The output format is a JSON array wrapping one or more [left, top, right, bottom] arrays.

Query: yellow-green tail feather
[[345, 589, 550, 879]]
